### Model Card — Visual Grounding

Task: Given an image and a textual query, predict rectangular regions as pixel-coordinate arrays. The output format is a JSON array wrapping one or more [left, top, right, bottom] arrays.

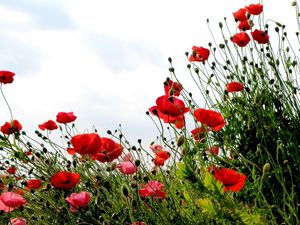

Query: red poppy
[[132, 222, 146, 225], [189, 46, 210, 62], [150, 144, 163, 153], [65, 191, 91, 213], [164, 78, 183, 97], [226, 82, 244, 93], [92, 137, 123, 163], [1, 120, 22, 135], [0, 192, 27, 212], [213, 168, 246, 192], [232, 8, 247, 21], [139, 180, 166, 199], [153, 150, 171, 166], [10, 217, 27, 225], [207, 146, 219, 155], [67, 133, 101, 156], [38, 120, 58, 131], [56, 112, 77, 124], [26, 179, 42, 190], [156, 95, 189, 117], [246, 3, 263, 15], [231, 32, 250, 47], [191, 126, 208, 141], [194, 108, 225, 132], [251, 29, 269, 44], [238, 20, 253, 31], [7, 167, 17, 174], [0, 71, 15, 84], [50, 171, 80, 189]]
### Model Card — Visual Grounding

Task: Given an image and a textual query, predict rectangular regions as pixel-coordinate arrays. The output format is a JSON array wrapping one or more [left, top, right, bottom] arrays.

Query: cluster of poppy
[[231, 3, 269, 47]]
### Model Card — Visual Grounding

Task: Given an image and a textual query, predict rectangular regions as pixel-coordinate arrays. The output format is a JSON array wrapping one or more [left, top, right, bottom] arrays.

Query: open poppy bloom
[[25, 179, 42, 190], [117, 161, 137, 175], [67, 133, 102, 156], [164, 78, 183, 97], [7, 166, 17, 174], [0, 70, 15, 84], [246, 3, 263, 15], [1, 120, 22, 135], [191, 126, 208, 141], [226, 82, 244, 93], [50, 171, 80, 189], [0, 192, 27, 212], [10, 217, 27, 225], [65, 191, 91, 213], [56, 112, 77, 124], [231, 32, 251, 47], [251, 29, 269, 44], [139, 180, 166, 199], [38, 120, 58, 131], [155, 95, 189, 117], [213, 168, 246, 192], [232, 8, 247, 21], [153, 150, 171, 166], [189, 46, 210, 62], [194, 108, 225, 132], [150, 144, 163, 153], [238, 20, 254, 31], [92, 137, 123, 163]]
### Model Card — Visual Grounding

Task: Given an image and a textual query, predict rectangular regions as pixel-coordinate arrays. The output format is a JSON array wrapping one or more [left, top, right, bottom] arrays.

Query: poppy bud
[[135, 159, 141, 167], [177, 135, 185, 147], [219, 22, 223, 29], [168, 57, 172, 63], [111, 162, 117, 171], [263, 163, 271, 174], [122, 186, 129, 197]]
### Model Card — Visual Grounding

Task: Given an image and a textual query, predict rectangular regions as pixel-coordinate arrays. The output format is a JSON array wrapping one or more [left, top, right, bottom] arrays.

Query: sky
[[0, 0, 297, 146]]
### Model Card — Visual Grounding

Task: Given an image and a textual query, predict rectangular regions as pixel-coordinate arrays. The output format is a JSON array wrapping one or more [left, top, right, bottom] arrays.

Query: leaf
[[196, 198, 216, 215]]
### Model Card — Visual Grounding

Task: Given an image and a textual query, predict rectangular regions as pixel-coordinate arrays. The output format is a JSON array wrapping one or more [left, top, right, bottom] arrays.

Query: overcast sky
[[0, 0, 297, 146]]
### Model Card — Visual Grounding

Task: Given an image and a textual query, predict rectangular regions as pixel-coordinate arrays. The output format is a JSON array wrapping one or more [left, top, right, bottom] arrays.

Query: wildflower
[[132, 222, 146, 225], [213, 168, 246, 192], [9, 217, 27, 225], [67, 133, 101, 155], [1, 120, 22, 135], [251, 29, 269, 44], [117, 161, 137, 175], [56, 112, 77, 124], [0, 192, 27, 212], [238, 20, 253, 31], [0, 70, 15, 84], [207, 146, 219, 155], [50, 171, 80, 189], [191, 126, 208, 141], [153, 150, 171, 166], [231, 32, 251, 47], [155, 95, 189, 117], [194, 108, 225, 132], [38, 120, 58, 131], [246, 3, 263, 15], [25, 179, 42, 190], [233, 8, 247, 21], [226, 82, 244, 93], [150, 144, 163, 153], [7, 166, 17, 175], [65, 191, 91, 213], [189, 46, 210, 62], [92, 137, 123, 163], [139, 180, 166, 199], [164, 78, 183, 96]]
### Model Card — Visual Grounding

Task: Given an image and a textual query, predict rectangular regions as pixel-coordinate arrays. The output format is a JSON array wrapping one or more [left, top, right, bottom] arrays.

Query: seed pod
[[177, 135, 185, 147], [263, 163, 271, 174]]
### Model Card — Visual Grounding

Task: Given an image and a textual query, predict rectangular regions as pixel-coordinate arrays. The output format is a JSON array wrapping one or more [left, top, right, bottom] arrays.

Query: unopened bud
[[122, 186, 129, 197], [110, 162, 117, 171], [177, 135, 185, 147], [134, 159, 141, 167], [292, 1, 297, 6], [263, 163, 271, 174]]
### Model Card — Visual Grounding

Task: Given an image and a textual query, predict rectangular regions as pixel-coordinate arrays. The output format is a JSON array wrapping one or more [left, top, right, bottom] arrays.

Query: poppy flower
[[191, 126, 208, 141], [56, 112, 77, 124], [0, 192, 27, 212], [246, 3, 263, 15], [189, 46, 210, 62], [164, 78, 183, 97], [226, 82, 244, 93], [194, 108, 225, 132], [0, 120, 22, 135], [206, 146, 219, 155], [38, 120, 58, 131], [238, 20, 253, 31], [150, 144, 163, 153], [153, 150, 171, 166], [251, 29, 269, 44], [139, 180, 166, 199], [92, 137, 123, 163], [7, 166, 17, 174], [155, 95, 189, 117], [213, 168, 246, 192], [50, 171, 80, 189], [117, 161, 137, 175], [65, 191, 91, 213], [231, 32, 251, 47], [10, 217, 27, 225], [0, 70, 15, 84], [25, 179, 42, 190], [67, 133, 102, 155], [132, 222, 146, 225], [232, 8, 247, 21]]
